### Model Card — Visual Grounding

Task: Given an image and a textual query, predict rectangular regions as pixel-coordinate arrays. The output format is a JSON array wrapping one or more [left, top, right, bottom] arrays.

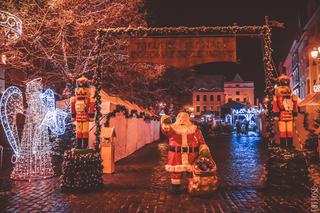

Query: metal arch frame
[[93, 19, 276, 146]]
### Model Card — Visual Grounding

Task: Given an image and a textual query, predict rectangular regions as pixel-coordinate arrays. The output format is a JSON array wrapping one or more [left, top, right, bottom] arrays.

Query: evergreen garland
[[60, 149, 103, 192], [104, 104, 159, 127], [93, 31, 105, 151], [262, 26, 276, 145], [98, 26, 267, 37]]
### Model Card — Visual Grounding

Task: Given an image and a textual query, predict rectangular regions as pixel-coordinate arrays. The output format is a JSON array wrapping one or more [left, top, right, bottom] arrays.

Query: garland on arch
[[104, 104, 159, 127], [92, 31, 105, 151], [98, 26, 266, 37], [262, 26, 276, 145]]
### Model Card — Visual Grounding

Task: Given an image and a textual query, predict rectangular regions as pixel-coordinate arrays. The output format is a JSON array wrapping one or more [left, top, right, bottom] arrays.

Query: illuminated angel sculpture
[[0, 78, 67, 180]]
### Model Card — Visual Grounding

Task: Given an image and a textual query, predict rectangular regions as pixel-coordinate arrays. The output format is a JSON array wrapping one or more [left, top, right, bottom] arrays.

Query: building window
[[228, 98, 232, 102], [196, 95, 200, 101], [210, 95, 214, 101], [307, 79, 310, 94], [196, 106, 200, 112], [203, 95, 207, 101], [236, 91, 240, 95], [217, 95, 221, 101], [236, 98, 240, 102], [203, 106, 207, 112], [210, 106, 214, 111], [243, 98, 247, 102]]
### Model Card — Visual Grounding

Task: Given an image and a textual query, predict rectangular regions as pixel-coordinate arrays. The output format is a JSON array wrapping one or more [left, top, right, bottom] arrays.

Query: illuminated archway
[[92, 21, 277, 149]]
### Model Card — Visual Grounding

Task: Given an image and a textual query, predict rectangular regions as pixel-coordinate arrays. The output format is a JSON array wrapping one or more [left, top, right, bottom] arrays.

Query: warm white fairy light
[[0, 78, 67, 180], [0, 10, 22, 39], [0, 86, 23, 157]]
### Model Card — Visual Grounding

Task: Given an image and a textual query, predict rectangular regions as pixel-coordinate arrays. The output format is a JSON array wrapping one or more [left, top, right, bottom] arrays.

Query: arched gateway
[[91, 18, 279, 150]]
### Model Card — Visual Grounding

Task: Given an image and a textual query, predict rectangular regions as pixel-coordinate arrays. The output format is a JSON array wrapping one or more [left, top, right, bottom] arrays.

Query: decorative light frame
[[0, 78, 67, 180], [93, 22, 276, 146], [232, 107, 264, 122], [0, 86, 23, 156], [0, 10, 22, 39]]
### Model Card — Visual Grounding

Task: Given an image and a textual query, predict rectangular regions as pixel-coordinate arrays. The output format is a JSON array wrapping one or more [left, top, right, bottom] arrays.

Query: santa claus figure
[[71, 76, 95, 149], [161, 112, 210, 194], [272, 74, 298, 148]]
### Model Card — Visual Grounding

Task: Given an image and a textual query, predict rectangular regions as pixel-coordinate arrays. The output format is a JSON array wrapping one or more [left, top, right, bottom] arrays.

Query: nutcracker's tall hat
[[76, 76, 90, 88], [75, 76, 91, 96], [277, 74, 290, 87]]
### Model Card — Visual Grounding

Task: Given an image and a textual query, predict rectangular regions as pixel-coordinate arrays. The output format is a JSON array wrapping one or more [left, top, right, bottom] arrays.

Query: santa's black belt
[[168, 146, 199, 153]]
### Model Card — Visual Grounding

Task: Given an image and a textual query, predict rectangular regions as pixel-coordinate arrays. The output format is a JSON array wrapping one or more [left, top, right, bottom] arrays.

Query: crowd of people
[[235, 119, 257, 136]]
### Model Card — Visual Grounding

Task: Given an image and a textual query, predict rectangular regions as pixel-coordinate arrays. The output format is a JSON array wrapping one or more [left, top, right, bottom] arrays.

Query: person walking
[[236, 120, 241, 136]]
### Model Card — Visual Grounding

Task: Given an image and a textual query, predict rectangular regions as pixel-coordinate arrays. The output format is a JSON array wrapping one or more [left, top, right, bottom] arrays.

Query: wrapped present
[[188, 156, 218, 195]]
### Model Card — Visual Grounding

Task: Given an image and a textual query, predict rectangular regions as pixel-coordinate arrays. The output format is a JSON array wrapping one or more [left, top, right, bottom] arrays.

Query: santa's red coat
[[162, 125, 208, 173]]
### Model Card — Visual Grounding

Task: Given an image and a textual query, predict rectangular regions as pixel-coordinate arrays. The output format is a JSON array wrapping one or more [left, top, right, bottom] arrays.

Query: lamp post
[[311, 47, 320, 93]]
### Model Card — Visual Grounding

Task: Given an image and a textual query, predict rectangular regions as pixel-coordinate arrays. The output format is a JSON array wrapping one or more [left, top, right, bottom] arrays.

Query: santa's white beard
[[171, 123, 197, 135]]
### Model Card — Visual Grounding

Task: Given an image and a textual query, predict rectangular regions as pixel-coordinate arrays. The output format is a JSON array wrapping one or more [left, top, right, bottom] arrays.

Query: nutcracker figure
[[71, 76, 95, 149], [272, 74, 298, 148], [161, 112, 211, 194]]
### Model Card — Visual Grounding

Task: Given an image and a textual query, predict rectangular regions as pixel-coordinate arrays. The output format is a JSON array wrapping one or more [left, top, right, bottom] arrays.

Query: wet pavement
[[0, 134, 312, 212]]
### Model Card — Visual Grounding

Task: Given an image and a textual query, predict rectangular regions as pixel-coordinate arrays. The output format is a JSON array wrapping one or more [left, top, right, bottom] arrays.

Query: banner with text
[[129, 36, 236, 67]]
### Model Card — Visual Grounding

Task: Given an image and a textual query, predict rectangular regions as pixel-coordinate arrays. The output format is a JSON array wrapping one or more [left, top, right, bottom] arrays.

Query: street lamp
[[311, 47, 320, 93], [311, 47, 319, 60]]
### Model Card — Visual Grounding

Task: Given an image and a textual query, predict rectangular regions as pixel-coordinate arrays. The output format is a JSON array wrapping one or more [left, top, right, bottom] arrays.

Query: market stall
[[57, 89, 160, 162]]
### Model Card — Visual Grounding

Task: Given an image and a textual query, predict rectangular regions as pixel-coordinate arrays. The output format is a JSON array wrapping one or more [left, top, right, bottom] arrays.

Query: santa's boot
[[77, 138, 83, 149]]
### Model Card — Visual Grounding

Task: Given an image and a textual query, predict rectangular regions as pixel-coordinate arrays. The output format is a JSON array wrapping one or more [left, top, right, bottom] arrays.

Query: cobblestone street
[[0, 134, 312, 212]]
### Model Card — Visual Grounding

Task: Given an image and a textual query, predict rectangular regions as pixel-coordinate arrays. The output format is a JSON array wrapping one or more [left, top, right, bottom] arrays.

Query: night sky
[[146, 0, 307, 99]]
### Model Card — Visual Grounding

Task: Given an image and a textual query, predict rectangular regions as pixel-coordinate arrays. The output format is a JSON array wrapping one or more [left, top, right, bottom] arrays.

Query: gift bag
[[188, 156, 218, 195]]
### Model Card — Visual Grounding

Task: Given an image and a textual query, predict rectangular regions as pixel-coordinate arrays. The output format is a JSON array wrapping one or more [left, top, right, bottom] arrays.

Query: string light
[[226, 107, 264, 126], [0, 10, 22, 39], [95, 24, 276, 144], [0, 86, 23, 157], [0, 78, 67, 180], [39, 88, 67, 135]]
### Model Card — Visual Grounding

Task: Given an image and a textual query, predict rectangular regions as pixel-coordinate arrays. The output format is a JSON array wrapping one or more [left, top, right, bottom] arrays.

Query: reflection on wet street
[[0, 134, 311, 212], [208, 133, 268, 189]]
